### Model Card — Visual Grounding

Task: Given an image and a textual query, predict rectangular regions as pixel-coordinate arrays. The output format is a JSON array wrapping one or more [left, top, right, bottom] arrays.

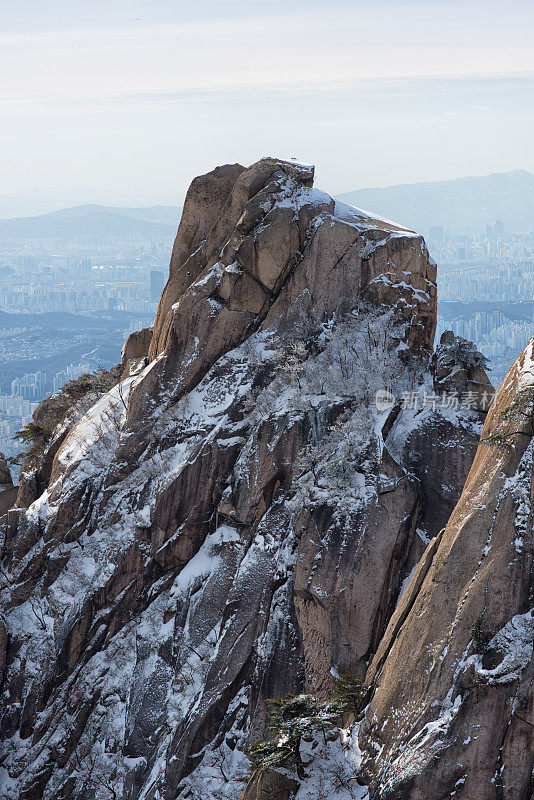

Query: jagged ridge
[[0, 157, 494, 800]]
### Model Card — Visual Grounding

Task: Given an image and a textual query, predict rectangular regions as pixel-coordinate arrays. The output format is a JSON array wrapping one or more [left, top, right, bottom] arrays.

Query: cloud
[[1, 3, 533, 111], [1, 0, 533, 196], [2, 71, 533, 118]]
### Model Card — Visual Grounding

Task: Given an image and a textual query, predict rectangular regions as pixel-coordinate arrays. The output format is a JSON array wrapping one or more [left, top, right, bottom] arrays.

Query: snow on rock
[[333, 200, 418, 236], [466, 609, 534, 685], [0, 156, 479, 800], [295, 725, 369, 800], [359, 335, 534, 800]]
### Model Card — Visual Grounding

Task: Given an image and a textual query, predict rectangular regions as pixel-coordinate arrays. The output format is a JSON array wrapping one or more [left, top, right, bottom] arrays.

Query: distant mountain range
[[2, 170, 533, 242], [0, 308, 143, 331], [41, 204, 180, 226], [0, 204, 181, 242], [337, 169, 534, 233]]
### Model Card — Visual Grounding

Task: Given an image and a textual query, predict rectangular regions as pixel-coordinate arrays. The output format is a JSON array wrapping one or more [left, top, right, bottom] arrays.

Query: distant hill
[[439, 300, 534, 322], [337, 170, 534, 233], [0, 205, 181, 242], [0, 308, 144, 331], [41, 204, 180, 226]]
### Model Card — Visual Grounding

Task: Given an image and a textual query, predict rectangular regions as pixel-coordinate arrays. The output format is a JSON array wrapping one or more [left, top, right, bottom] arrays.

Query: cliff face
[[0, 158, 498, 800], [359, 337, 534, 800]]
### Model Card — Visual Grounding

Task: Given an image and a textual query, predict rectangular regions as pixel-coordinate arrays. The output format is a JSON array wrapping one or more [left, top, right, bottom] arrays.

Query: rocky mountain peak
[[147, 156, 436, 366], [0, 158, 526, 800]]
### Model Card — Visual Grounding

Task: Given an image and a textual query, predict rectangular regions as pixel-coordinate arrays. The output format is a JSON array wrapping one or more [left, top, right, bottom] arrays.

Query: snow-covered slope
[[0, 157, 493, 800]]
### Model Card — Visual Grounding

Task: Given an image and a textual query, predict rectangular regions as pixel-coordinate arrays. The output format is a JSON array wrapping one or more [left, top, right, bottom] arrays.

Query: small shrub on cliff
[[242, 693, 347, 781], [61, 364, 122, 402], [13, 421, 45, 445], [267, 694, 344, 735], [8, 422, 47, 465], [481, 387, 534, 450], [331, 669, 366, 713], [432, 335, 489, 376], [10, 364, 123, 468]]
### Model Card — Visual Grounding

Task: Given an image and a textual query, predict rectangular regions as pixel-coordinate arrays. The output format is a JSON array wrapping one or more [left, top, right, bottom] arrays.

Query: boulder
[[431, 330, 495, 412], [121, 326, 153, 377], [239, 769, 299, 800], [0, 453, 12, 488], [0, 453, 16, 517]]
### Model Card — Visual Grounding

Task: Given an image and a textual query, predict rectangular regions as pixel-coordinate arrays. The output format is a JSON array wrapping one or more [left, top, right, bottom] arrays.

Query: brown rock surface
[[0, 452, 13, 488], [0, 452, 16, 518], [121, 326, 153, 376], [0, 157, 485, 800], [150, 162, 245, 358], [238, 769, 299, 800], [359, 336, 534, 800]]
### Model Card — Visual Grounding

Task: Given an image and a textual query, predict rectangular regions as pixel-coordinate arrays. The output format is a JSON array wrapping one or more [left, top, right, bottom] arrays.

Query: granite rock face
[[238, 769, 299, 800], [0, 453, 16, 517], [360, 336, 534, 800], [121, 327, 153, 377], [0, 452, 13, 488], [0, 158, 498, 800]]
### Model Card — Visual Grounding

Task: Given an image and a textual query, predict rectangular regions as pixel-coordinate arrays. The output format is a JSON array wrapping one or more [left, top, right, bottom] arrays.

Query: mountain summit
[[0, 158, 530, 800]]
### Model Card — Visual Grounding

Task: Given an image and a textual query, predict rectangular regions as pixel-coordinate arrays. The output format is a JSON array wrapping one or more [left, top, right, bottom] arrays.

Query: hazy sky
[[2, 0, 534, 210]]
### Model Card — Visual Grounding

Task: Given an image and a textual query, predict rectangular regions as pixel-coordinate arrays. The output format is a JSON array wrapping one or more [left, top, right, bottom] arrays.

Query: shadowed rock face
[[0, 453, 16, 517], [121, 327, 153, 378], [360, 337, 534, 800], [0, 453, 12, 488], [0, 158, 485, 800], [238, 769, 298, 800], [150, 162, 246, 358]]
